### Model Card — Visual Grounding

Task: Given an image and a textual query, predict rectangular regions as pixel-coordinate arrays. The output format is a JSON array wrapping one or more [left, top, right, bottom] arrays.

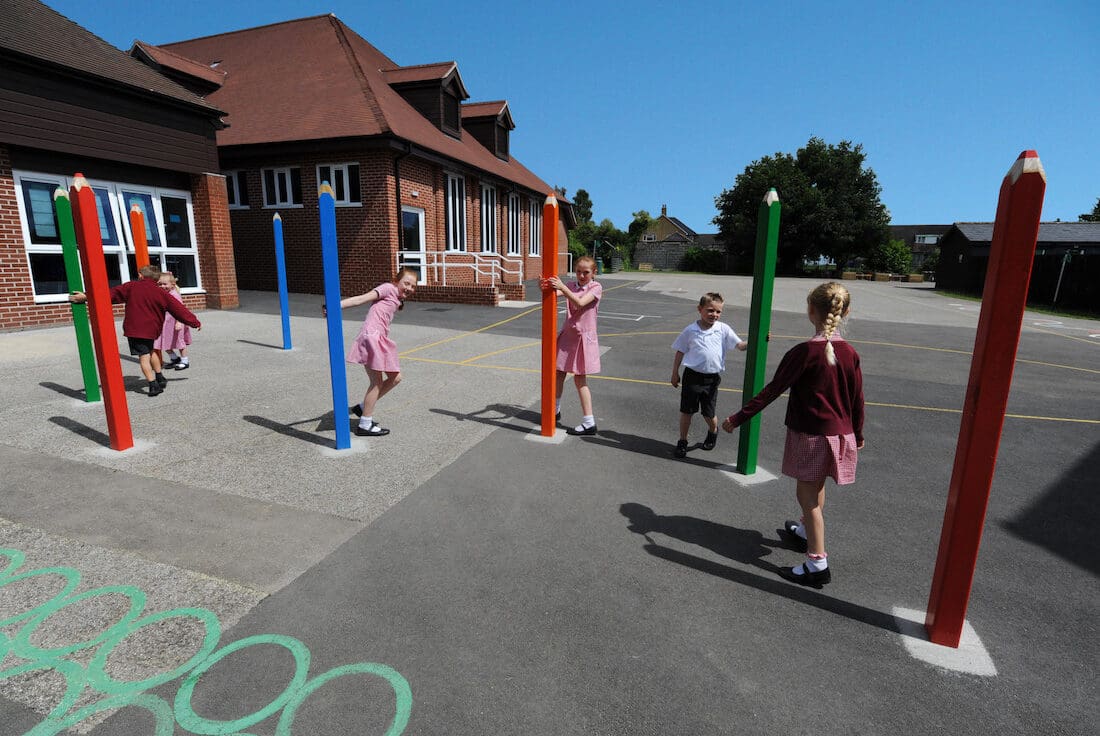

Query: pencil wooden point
[[319, 183, 335, 197], [1007, 150, 1045, 184], [763, 188, 780, 205], [273, 212, 281, 221], [72, 174, 87, 191], [53, 187, 69, 201]]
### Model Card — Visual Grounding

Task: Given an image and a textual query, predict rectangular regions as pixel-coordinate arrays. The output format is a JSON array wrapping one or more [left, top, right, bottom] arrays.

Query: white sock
[[180, 357, 190, 366], [793, 522, 807, 540], [166, 350, 178, 360], [581, 415, 595, 428], [359, 416, 373, 428], [804, 554, 828, 573], [555, 400, 561, 413]]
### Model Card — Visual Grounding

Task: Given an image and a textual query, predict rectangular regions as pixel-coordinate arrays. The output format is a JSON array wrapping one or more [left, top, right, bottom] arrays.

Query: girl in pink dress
[[154, 272, 192, 370], [544, 256, 602, 435], [339, 267, 418, 436], [722, 282, 865, 588]]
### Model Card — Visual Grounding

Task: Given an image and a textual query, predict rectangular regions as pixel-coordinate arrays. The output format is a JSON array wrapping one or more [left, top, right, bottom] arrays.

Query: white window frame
[[507, 193, 521, 255], [528, 199, 542, 256], [481, 183, 497, 253], [224, 170, 249, 209], [445, 172, 466, 251], [261, 166, 303, 208], [642, 233, 656, 242], [13, 170, 204, 303], [316, 162, 361, 207], [914, 234, 940, 245]]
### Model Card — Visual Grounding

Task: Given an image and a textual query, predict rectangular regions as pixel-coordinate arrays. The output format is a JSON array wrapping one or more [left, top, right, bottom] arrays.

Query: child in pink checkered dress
[[543, 255, 602, 436], [722, 282, 865, 587]]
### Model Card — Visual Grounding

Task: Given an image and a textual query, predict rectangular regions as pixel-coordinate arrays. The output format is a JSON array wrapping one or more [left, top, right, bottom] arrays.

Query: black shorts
[[680, 367, 721, 417], [127, 337, 155, 356]]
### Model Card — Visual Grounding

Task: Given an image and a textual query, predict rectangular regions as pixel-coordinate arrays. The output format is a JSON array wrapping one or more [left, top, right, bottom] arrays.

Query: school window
[[261, 166, 303, 207], [445, 172, 466, 251], [528, 199, 542, 256], [13, 171, 203, 301], [481, 184, 497, 253], [507, 193, 521, 255], [317, 163, 361, 206], [914, 234, 940, 245], [224, 170, 249, 209]]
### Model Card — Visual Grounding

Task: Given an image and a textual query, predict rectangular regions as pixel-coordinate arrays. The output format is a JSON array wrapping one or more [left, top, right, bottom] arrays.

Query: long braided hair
[[808, 282, 850, 366]]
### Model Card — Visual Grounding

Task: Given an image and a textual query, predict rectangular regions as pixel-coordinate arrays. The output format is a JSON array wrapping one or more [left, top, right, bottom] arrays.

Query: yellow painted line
[[459, 341, 541, 364], [1027, 324, 1100, 346], [402, 356, 1098, 425], [400, 306, 540, 356]]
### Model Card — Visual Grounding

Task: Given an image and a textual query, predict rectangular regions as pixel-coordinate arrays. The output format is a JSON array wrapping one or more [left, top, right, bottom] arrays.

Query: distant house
[[937, 222, 1100, 311], [634, 205, 724, 271], [0, 0, 236, 330], [887, 224, 951, 271], [137, 15, 572, 305]]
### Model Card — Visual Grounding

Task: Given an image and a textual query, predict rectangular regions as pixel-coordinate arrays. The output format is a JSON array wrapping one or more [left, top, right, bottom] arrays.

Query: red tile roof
[[156, 14, 555, 197], [130, 40, 227, 88]]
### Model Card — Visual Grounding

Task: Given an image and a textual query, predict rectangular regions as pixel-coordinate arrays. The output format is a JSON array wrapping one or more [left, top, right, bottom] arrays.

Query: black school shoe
[[148, 382, 163, 397], [779, 520, 809, 553], [567, 424, 597, 436], [779, 564, 831, 588], [702, 431, 718, 450], [354, 421, 390, 437], [674, 439, 688, 458]]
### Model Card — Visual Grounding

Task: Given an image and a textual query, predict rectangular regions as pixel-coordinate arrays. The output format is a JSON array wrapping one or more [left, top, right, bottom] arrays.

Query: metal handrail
[[424, 251, 525, 286]]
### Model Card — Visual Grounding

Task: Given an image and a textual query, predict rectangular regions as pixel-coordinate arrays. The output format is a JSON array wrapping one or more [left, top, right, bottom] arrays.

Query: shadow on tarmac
[[242, 412, 340, 448], [621, 502, 908, 636], [588, 428, 730, 468], [39, 381, 86, 400], [48, 415, 111, 447], [429, 404, 543, 434], [1005, 440, 1100, 578], [236, 338, 286, 350]]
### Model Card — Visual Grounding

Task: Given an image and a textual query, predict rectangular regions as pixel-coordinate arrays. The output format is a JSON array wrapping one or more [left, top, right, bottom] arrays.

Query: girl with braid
[[722, 282, 864, 587]]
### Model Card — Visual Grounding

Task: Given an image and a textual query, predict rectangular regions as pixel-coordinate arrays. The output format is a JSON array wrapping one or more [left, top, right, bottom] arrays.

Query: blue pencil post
[[273, 213, 292, 350], [318, 183, 351, 450]]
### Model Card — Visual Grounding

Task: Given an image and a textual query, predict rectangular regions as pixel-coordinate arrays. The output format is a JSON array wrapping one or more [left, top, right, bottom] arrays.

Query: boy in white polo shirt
[[670, 292, 748, 458]]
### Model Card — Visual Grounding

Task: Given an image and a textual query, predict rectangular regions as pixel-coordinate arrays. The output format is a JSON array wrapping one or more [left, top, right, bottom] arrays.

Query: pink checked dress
[[154, 290, 192, 351], [346, 282, 402, 372], [556, 280, 602, 375]]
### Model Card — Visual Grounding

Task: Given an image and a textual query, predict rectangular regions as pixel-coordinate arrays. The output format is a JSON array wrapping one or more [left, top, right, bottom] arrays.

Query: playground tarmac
[[0, 273, 1096, 735]]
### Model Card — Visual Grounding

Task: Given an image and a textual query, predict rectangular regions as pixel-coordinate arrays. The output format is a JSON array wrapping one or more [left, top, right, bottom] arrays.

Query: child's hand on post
[[68, 291, 86, 304]]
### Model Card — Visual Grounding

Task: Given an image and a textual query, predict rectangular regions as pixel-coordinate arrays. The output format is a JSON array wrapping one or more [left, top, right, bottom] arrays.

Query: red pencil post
[[540, 194, 559, 437], [71, 174, 134, 451], [129, 203, 150, 270], [925, 151, 1046, 647]]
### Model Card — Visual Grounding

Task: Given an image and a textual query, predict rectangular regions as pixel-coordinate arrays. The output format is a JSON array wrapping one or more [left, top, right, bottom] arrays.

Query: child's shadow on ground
[[591, 429, 730, 469], [621, 502, 903, 634], [429, 404, 543, 434]]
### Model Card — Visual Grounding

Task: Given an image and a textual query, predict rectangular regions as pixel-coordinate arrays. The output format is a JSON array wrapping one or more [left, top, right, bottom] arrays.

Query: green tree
[[573, 189, 594, 224], [868, 239, 912, 274], [1079, 197, 1100, 222], [714, 137, 890, 275]]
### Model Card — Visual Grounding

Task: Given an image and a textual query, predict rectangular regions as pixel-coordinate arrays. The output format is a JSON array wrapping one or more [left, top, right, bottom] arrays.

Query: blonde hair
[[808, 282, 850, 366], [574, 255, 597, 272], [159, 271, 179, 291], [698, 292, 723, 308]]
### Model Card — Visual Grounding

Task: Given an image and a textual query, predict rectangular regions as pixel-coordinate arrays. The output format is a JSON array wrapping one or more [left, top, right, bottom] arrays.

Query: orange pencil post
[[129, 203, 151, 270], [71, 174, 134, 451], [540, 194, 560, 437], [925, 151, 1046, 647]]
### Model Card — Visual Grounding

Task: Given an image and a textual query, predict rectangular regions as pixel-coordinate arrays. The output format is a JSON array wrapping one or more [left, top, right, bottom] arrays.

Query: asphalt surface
[[0, 274, 1096, 735]]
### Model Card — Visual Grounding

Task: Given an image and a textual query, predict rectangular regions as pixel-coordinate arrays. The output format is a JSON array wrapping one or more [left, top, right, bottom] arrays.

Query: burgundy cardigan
[[729, 337, 864, 443], [109, 278, 201, 339]]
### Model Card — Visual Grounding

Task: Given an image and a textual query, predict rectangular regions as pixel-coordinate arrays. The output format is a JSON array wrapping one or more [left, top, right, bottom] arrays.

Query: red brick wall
[[191, 172, 239, 309]]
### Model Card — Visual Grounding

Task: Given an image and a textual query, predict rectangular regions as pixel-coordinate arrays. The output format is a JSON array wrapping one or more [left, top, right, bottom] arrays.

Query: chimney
[[661, 204, 667, 217]]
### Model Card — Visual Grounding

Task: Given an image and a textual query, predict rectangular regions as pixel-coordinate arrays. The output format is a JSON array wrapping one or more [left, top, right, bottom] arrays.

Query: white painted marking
[[70, 398, 103, 408], [91, 439, 156, 457], [720, 463, 778, 486], [1032, 320, 1063, 327], [892, 606, 997, 676], [1089, 334, 1100, 339], [318, 441, 371, 457], [498, 300, 540, 309], [525, 428, 567, 444]]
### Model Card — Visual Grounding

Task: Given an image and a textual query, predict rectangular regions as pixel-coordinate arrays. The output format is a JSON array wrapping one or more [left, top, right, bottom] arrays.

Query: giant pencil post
[[737, 188, 780, 475], [128, 203, 150, 270], [70, 174, 133, 451], [273, 213, 292, 350], [925, 151, 1046, 647], [540, 194, 560, 437], [54, 188, 100, 403], [319, 183, 351, 450]]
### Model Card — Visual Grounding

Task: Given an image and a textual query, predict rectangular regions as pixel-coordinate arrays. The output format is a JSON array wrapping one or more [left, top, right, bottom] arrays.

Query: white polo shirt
[[672, 321, 744, 374]]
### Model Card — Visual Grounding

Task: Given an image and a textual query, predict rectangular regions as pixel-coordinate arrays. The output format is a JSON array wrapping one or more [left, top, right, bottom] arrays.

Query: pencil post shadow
[[48, 416, 112, 448], [590, 428, 731, 469], [237, 338, 287, 351], [429, 403, 544, 434], [242, 411, 341, 448], [620, 502, 907, 637], [39, 381, 89, 400]]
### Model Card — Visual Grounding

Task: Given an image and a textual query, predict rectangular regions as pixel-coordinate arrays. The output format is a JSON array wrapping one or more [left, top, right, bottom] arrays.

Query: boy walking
[[670, 292, 747, 458], [70, 265, 201, 396]]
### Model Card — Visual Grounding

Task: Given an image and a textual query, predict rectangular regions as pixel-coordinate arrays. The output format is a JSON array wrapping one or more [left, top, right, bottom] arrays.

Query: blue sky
[[44, 0, 1100, 233]]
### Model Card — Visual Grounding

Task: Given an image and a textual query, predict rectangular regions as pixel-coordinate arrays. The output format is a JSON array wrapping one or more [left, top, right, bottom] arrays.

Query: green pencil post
[[54, 188, 100, 402], [737, 188, 780, 474]]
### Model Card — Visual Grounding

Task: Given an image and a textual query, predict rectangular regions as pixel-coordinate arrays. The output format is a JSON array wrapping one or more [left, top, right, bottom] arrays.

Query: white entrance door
[[399, 206, 426, 284]]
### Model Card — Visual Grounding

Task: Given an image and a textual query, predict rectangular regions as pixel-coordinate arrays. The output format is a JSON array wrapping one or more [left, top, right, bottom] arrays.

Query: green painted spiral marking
[[12, 585, 146, 659], [0, 567, 82, 627], [174, 634, 311, 735], [275, 662, 413, 736], [85, 607, 222, 695], [0, 548, 411, 735]]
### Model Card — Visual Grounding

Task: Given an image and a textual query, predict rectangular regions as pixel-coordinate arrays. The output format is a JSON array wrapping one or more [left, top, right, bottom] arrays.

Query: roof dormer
[[383, 62, 470, 138], [129, 40, 226, 97], [461, 101, 514, 160]]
